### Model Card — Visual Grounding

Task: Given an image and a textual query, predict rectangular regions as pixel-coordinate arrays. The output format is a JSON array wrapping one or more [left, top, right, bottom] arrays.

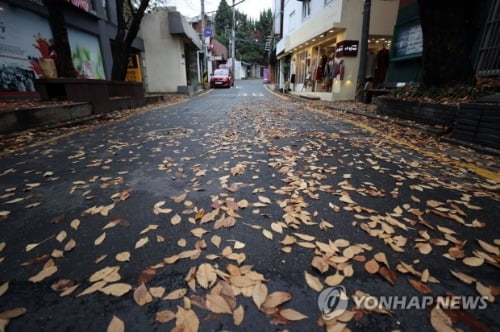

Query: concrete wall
[[139, 10, 187, 93]]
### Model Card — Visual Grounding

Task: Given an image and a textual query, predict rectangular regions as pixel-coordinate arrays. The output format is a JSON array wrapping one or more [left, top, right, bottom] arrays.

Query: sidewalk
[[265, 85, 500, 179]]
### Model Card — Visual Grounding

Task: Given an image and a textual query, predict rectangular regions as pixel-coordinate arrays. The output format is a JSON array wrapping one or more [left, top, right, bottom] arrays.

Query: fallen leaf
[[305, 271, 323, 292], [252, 282, 268, 309], [106, 315, 124, 332], [133, 283, 153, 306], [156, 310, 176, 323], [258, 196, 272, 204], [325, 273, 344, 286], [262, 229, 273, 240], [408, 279, 432, 294], [164, 288, 187, 300], [477, 240, 499, 256], [211, 235, 221, 248], [449, 270, 476, 284], [463, 257, 484, 267], [378, 267, 397, 285], [77, 280, 107, 297], [374, 252, 390, 268], [135, 237, 149, 249], [56, 231, 67, 243], [262, 291, 292, 309], [279, 308, 308, 321], [175, 307, 199, 332], [0, 307, 27, 319], [206, 293, 233, 314], [94, 232, 106, 246], [90, 266, 120, 282], [0, 282, 9, 296], [70, 219, 80, 230], [29, 265, 58, 283], [100, 283, 132, 296], [115, 252, 130, 262], [149, 286, 165, 298], [233, 241, 245, 249], [233, 304, 244, 326], [476, 281, 495, 302], [171, 214, 181, 225], [196, 263, 217, 289], [171, 192, 187, 203], [430, 305, 454, 332], [364, 259, 380, 274], [191, 227, 208, 238]]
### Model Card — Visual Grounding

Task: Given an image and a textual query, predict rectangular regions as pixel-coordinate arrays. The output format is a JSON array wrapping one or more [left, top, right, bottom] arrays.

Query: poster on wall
[[0, 1, 105, 96], [393, 23, 423, 58]]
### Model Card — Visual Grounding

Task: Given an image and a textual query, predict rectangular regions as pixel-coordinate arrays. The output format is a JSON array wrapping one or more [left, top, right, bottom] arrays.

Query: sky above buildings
[[167, 0, 273, 20]]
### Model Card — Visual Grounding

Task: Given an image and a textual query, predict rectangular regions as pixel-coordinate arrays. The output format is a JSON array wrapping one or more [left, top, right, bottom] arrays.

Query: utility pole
[[355, 0, 371, 102], [231, 0, 236, 81], [201, 0, 207, 88]]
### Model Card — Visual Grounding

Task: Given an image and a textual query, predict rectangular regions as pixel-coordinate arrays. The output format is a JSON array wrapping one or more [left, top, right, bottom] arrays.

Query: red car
[[210, 68, 234, 88]]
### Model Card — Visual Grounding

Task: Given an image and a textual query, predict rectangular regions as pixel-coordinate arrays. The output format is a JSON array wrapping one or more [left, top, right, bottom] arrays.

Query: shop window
[[302, 1, 311, 20], [295, 50, 309, 84]]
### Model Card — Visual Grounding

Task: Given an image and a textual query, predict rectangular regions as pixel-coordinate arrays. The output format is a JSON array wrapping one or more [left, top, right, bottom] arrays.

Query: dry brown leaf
[[364, 259, 380, 274], [463, 257, 484, 267], [77, 280, 107, 297], [378, 267, 397, 285], [279, 308, 308, 321], [94, 232, 106, 246], [60, 284, 79, 297], [156, 310, 176, 323], [106, 315, 125, 332], [477, 240, 499, 256], [171, 214, 181, 225], [476, 281, 495, 302], [449, 270, 476, 284], [430, 305, 454, 332], [164, 288, 187, 300], [415, 242, 432, 255], [233, 241, 245, 249], [100, 283, 132, 297], [211, 235, 221, 248], [29, 265, 58, 283], [175, 307, 199, 332], [135, 237, 149, 249], [56, 231, 67, 243], [408, 279, 432, 294], [149, 287, 165, 298], [0, 282, 9, 297], [133, 283, 153, 306], [191, 227, 208, 238], [305, 271, 323, 292], [0, 307, 27, 319], [233, 304, 244, 326], [206, 293, 233, 314], [374, 252, 389, 268], [90, 266, 119, 282], [171, 192, 187, 203], [196, 263, 217, 289], [252, 282, 268, 309], [294, 233, 315, 242], [271, 222, 283, 234], [262, 291, 292, 309], [64, 239, 76, 252], [115, 252, 130, 262], [262, 229, 273, 240], [325, 273, 344, 286], [258, 196, 272, 204]]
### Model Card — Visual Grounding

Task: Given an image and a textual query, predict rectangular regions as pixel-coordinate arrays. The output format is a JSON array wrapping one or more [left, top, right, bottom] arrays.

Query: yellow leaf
[[262, 229, 273, 240], [279, 308, 308, 321], [304, 271, 323, 292], [29, 266, 58, 283], [135, 237, 149, 249], [107, 315, 125, 332]]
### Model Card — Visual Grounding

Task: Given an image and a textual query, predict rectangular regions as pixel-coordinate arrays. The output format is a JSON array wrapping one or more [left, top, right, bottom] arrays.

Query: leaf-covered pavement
[[0, 81, 499, 331]]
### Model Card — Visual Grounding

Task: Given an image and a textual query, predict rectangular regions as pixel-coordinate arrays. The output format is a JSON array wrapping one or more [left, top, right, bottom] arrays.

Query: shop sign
[[126, 54, 143, 82], [335, 40, 358, 57]]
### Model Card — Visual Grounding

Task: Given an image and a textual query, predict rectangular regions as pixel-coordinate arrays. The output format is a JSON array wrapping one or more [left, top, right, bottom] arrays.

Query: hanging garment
[[338, 60, 345, 80], [315, 65, 323, 81]]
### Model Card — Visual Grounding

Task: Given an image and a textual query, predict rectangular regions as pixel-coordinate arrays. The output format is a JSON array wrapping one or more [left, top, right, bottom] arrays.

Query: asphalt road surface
[[0, 80, 499, 331]]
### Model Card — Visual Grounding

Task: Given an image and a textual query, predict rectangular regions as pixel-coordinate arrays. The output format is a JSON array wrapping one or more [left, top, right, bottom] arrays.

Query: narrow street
[[0, 80, 498, 331]]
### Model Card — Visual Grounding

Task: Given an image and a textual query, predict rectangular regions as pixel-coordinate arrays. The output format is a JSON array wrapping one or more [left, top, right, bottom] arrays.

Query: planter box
[[454, 103, 500, 150], [377, 96, 458, 127], [35, 78, 145, 114]]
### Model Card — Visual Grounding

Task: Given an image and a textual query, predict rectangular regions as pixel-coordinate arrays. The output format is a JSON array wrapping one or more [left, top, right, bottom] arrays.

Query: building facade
[[0, 0, 144, 97], [274, 0, 399, 101], [139, 8, 202, 94]]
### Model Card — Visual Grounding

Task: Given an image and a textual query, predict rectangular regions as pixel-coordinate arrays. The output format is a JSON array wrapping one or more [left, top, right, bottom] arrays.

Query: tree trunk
[[43, 0, 77, 78], [111, 0, 150, 80], [418, 0, 475, 87]]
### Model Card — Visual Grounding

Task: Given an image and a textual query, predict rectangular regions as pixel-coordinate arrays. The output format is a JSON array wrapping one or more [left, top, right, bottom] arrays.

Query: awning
[[168, 11, 202, 50]]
